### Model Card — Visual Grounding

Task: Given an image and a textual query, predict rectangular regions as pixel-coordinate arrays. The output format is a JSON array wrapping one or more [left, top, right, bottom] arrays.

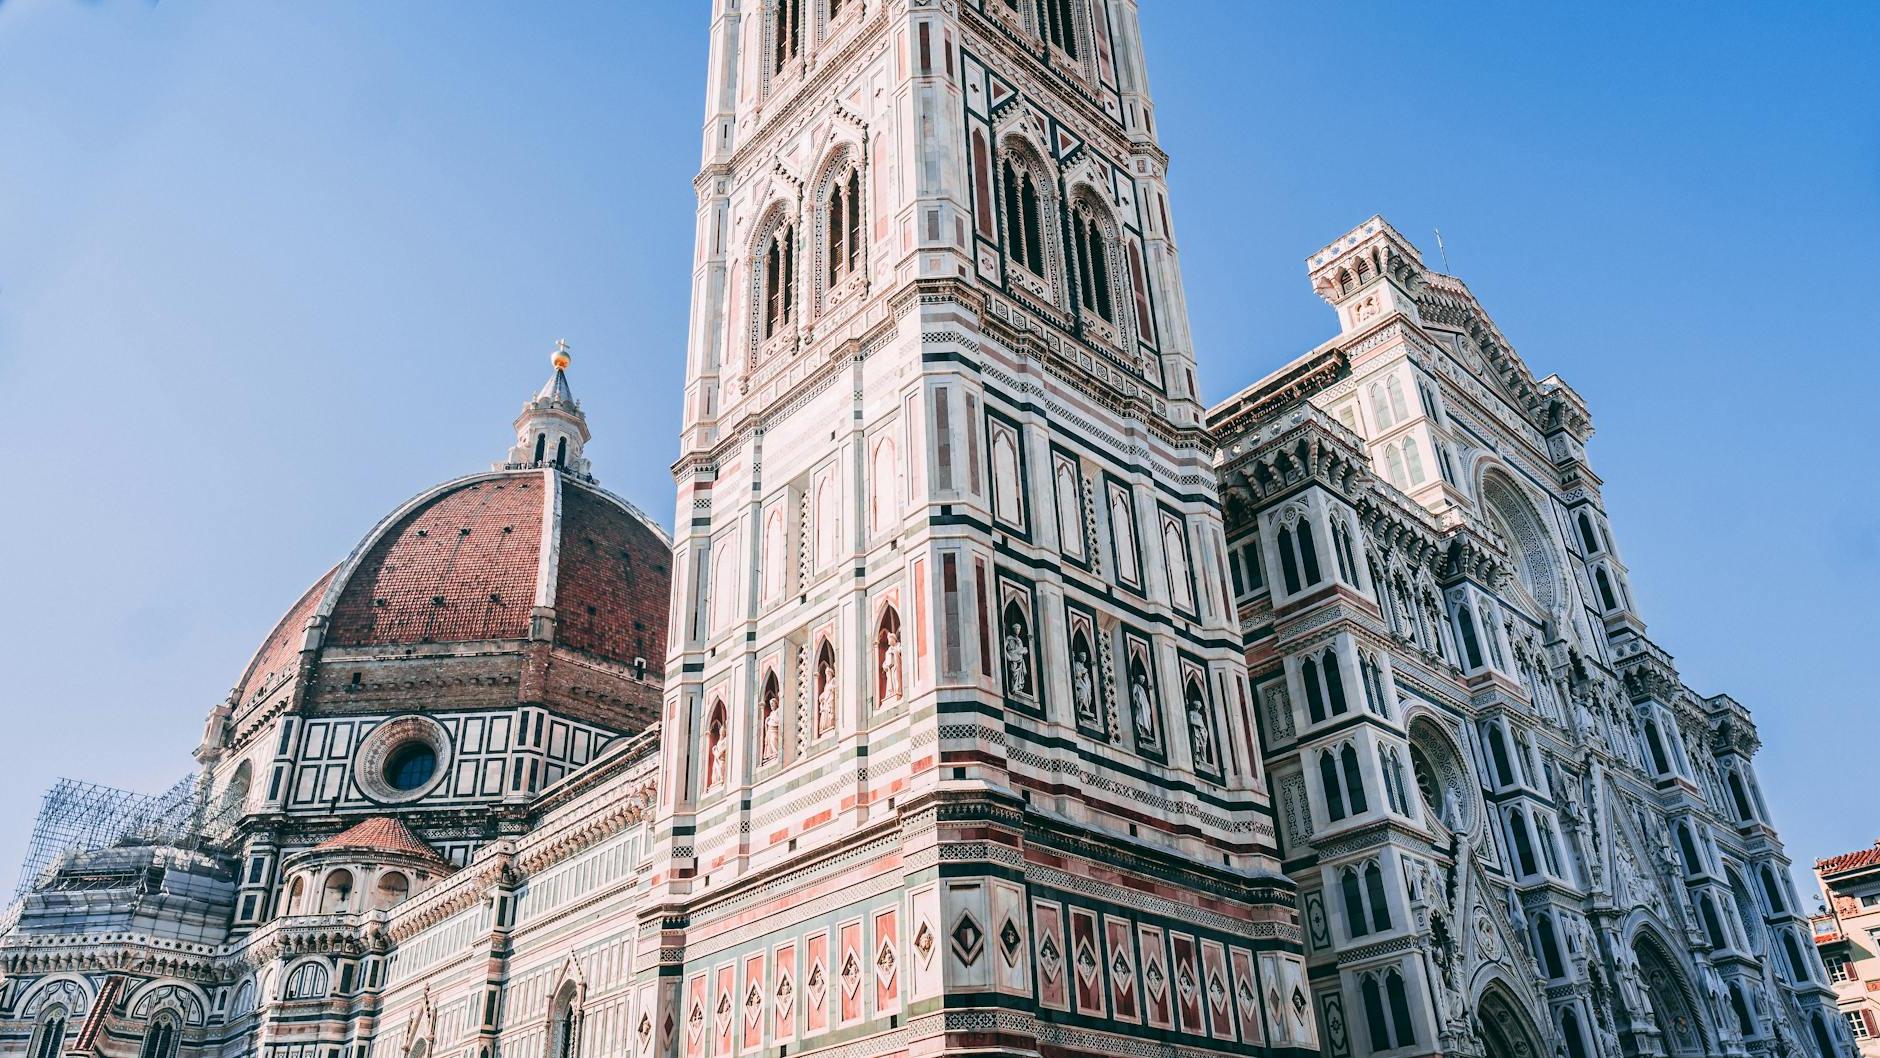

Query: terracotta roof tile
[[328, 477, 544, 646], [555, 482, 669, 666], [1817, 844, 1880, 875], [317, 816, 447, 864]]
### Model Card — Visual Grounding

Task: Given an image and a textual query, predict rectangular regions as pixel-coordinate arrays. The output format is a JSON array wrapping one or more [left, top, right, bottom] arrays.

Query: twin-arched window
[[1299, 648, 1346, 725], [1274, 517, 1322, 595], [31, 1008, 68, 1058], [1340, 860, 1392, 938], [138, 1014, 180, 1058], [1359, 968, 1416, 1051], [1319, 743, 1367, 822]]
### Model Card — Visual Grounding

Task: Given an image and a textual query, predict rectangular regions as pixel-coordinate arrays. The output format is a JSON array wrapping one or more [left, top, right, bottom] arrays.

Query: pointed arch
[[748, 199, 800, 355], [875, 604, 904, 706], [138, 1012, 181, 1058], [870, 435, 899, 533], [548, 977, 583, 1058], [996, 134, 1056, 285], [810, 142, 865, 305], [1066, 185, 1119, 326], [1629, 925, 1713, 1056]]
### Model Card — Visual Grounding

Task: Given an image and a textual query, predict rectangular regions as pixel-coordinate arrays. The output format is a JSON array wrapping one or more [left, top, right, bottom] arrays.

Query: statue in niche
[[1187, 698, 1213, 766], [1003, 621, 1031, 697], [879, 630, 903, 703], [816, 659, 837, 735], [760, 695, 781, 763], [1071, 647, 1095, 722], [1131, 669, 1156, 741], [708, 733, 728, 790]]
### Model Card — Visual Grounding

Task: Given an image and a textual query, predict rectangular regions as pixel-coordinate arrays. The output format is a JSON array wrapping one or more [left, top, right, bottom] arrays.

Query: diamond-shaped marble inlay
[[1038, 932, 1064, 983], [913, 921, 936, 966], [998, 917, 1024, 966], [1144, 957, 1166, 997], [950, 912, 985, 967]]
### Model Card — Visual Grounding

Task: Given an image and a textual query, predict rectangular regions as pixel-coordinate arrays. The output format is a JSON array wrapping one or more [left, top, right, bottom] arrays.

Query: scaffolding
[[12, 774, 212, 899]]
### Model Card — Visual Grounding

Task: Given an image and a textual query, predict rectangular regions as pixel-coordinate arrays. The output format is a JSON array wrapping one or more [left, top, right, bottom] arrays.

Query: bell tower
[[644, 3, 1315, 1056]]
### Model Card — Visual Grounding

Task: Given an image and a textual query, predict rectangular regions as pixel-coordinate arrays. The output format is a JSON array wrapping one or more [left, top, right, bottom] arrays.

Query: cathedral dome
[[218, 350, 671, 745]]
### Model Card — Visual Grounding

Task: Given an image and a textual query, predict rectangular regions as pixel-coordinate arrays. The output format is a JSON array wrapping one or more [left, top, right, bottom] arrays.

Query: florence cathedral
[[0, 3, 1847, 1058]]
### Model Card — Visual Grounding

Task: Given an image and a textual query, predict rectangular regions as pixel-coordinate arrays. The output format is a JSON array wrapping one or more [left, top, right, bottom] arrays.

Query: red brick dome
[[229, 468, 669, 717], [324, 468, 669, 662]]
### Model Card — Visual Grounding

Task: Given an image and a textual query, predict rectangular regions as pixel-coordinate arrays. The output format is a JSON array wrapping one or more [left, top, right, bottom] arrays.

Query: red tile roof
[[555, 482, 669, 665], [328, 476, 545, 646], [317, 816, 446, 864], [1817, 844, 1880, 875]]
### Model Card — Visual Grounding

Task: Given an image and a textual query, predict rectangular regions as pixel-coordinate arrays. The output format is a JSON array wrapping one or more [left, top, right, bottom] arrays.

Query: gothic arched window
[[1321, 649, 1347, 716], [1728, 770, 1756, 822], [1000, 153, 1046, 276], [763, 221, 797, 339], [1360, 975, 1388, 1052], [1070, 200, 1112, 322], [139, 1014, 180, 1058], [1330, 516, 1357, 585], [1363, 861, 1391, 933], [1360, 652, 1387, 716], [1759, 865, 1788, 914], [1340, 743, 1367, 815], [1341, 868, 1367, 938], [1041, 0, 1078, 57], [772, 0, 803, 73], [1319, 750, 1345, 822], [1401, 435, 1425, 484], [826, 169, 862, 286], [1644, 718, 1671, 775], [1535, 914, 1564, 978], [1370, 383, 1396, 431], [1577, 511, 1600, 554], [1384, 970, 1415, 1046], [549, 982, 580, 1058], [1301, 656, 1325, 724], [1595, 567, 1619, 611], [31, 1008, 68, 1058]]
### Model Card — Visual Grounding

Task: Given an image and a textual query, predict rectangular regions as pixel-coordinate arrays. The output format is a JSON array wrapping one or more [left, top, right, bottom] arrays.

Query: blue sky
[[0, 3, 1874, 898]]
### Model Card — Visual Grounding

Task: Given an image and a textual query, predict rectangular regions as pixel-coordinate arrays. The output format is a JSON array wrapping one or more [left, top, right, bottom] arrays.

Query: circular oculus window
[[355, 716, 450, 804]]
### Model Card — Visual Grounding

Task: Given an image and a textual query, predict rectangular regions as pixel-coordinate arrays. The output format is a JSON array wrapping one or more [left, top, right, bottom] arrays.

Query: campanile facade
[[648, 2, 1314, 1056]]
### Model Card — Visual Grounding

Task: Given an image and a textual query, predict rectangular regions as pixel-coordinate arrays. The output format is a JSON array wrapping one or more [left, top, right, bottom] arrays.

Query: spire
[[502, 340, 594, 479]]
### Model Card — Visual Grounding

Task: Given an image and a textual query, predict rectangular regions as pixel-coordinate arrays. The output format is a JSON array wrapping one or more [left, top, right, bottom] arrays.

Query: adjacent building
[[1812, 842, 1880, 1053], [1208, 216, 1845, 1057]]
